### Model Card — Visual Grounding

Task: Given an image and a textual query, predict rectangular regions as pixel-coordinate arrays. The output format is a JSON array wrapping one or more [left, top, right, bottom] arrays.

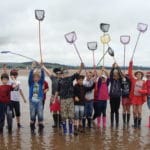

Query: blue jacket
[[28, 69, 45, 101]]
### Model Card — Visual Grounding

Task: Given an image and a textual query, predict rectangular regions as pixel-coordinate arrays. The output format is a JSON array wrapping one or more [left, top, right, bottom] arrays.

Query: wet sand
[[0, 76, 150, 150]]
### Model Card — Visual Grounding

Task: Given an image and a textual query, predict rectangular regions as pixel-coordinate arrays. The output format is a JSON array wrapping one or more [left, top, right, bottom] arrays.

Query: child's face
[[33, 75, 40, 82], [1, 78, 9, 85], [78, 79, 83, 85], [11, 75, 17, 80], [113, 73, 119, 80], [136, 72, 142, 80], [87, 72, 93, 80]]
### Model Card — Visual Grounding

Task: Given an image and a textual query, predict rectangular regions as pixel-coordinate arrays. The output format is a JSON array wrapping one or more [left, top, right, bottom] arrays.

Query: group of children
[[0, 60, 150, 136]]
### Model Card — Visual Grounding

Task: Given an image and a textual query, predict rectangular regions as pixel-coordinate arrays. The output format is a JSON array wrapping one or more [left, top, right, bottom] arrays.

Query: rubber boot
[[58, 114, 62, 128], [38, 124, 44, 135], [103, 117, 106, 128], [123, 113, 126, 124], [30, 123, 35, 135], [111, 113, 114, 127], [52, 114, 57, 128], [69, 120, 73, 135], [133, 117, 138, 128], [97, 117, 101, 128], [87, 118, 92, 128], [138, 117, 141, 129], [115, 112, 119, 128], [62, 121, 67, 135], [82, 118, 86, 128], [127, 114, 130, 126]]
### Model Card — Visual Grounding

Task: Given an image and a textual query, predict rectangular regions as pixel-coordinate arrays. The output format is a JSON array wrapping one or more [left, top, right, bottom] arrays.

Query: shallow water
[[0, 76, 150, 150]]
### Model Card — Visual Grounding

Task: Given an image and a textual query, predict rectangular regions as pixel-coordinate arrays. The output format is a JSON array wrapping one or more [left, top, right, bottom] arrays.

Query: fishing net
[[100, 34, 111, 44], [108, 47, 114, 57], [137, 23, 148, 33], [120, 35, 130, 45], [64, 31, 77, 44], [100, 23, 110, 32], [35, 10, 45, 21], [87, 42, 97, 51]]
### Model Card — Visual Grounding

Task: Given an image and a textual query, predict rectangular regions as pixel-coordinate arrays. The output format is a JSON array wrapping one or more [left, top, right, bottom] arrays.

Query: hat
[[53, 68, 62, 74], [10, 69, 18, 76], [101, 74, 107, 79], [134, 70, 144, 77], [146, 72, 150, 77]]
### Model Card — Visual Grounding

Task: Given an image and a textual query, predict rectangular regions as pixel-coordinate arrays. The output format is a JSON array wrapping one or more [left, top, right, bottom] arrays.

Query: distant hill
[[0, 62, 150, 70]]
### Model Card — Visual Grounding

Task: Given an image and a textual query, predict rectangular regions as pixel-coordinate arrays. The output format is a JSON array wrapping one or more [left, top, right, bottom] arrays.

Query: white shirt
[[83, 78, 94, 100], [10, 80, 22, 102]]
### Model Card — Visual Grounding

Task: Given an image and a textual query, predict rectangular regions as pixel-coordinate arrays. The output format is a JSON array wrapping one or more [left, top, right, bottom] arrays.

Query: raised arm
[[128, 60, 134, 80], [39, 69, 45, 84], [77, 62, 84, 75], [42, 65, 51, 77], [28, 69, 34, 85]]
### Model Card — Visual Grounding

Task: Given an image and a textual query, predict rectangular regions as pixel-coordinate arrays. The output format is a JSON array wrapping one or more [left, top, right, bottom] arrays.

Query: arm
[[42, 65, 51, 77], [39, 69, 45, 84], [19, 89, 27, 103], [28, 69, 34, 85], [77, 62, 84, 75], [128, 60, 134, 81]]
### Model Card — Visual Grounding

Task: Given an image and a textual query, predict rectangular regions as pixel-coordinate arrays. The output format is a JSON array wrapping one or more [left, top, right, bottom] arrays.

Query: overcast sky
[[0, 0, 150, 66]]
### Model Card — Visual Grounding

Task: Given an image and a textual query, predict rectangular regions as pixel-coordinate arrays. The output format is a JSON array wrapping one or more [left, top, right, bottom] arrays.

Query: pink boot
[[103, 117, 106, 128], [97, 117, 101, 128]]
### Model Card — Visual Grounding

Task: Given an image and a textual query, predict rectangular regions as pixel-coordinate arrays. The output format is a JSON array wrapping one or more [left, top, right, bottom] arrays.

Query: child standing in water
[[94, 67, 109, 128], [121, 73, 131, 127], [128, 60, 147, 128], [74, 75, 95, 135], [10, 69, 27, 128], [109, 63, 122, 128], [42, 67, 62, 128], [0, 73, 14, 134], [145, 72, 150, 127], [28, 67, 45, 135], [57, 63, 83, 135]]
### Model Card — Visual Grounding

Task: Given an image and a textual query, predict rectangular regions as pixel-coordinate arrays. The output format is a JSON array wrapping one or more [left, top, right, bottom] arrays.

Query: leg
[[0, 103, 6, 134], [14, 102, 21, 128], [102, 101, 107, 128], [37, 101, 44, 134], [115, 98, 120, 127], [74, 105, 79, 135], [110, 98, 115, 127], [133, 105, 138, 128], [137, 105, 142, 128], [29, 102, 36, 134], [126, 105, 131, 125], [6, 104, 13, 134]]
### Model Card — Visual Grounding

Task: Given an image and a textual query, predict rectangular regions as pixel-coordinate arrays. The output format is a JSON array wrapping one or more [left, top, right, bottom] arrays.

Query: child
[[57, 63, 84, 135], [42, 80, 49, 108], [94, 67, 109, 128], [28, 67, 45, 135], [128, 60, 147, 128], [42, 66, 62, 128], [83, 71, 95, 129], [9, 69, 27, 128], [74, 75, 95, 135], [0, 73, 14, 134], [109, 63, 122, 128], [121, 73, 131, 127]]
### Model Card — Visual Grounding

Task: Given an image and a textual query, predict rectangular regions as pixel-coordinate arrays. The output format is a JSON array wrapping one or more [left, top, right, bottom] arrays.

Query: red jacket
[[128, 61, 147, 103], [0, 85, 13, 103]]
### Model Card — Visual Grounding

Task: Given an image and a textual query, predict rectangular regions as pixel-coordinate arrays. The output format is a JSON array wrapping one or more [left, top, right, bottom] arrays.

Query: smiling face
[[86, 71, 93, 81], [136, 72, 143, 80]]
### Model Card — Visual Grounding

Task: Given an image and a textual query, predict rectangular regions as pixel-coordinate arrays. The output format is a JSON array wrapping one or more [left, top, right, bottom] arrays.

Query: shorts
[[74, 105, 84, 120], [122, 97, 131, 106], [60, 98, 74, 120], [50, 96, 60, 112], [11, 101, 20, 117], [147, 96, 150, 109], [29, 100, 43, 122], [132, 96, 144, 105]]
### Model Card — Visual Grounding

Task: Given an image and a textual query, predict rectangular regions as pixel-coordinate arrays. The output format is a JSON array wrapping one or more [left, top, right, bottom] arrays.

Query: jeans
[[84, 100, 93, 118], [0, 102, 13, 130], [74, 105, 84, 120], [30, 100, 43, 122]]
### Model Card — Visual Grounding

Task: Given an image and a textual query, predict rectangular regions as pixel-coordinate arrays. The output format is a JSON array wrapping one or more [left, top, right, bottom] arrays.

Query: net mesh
[[137, 23, 148, 33], [100, 34, 111, 44], [100, 23, 110, 32], [35, 10, 45, 21], [87, 42, 97, 51], [108, 47, 114, 57], [64, 31, 77, 44], [120, 35, 130, 44]]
